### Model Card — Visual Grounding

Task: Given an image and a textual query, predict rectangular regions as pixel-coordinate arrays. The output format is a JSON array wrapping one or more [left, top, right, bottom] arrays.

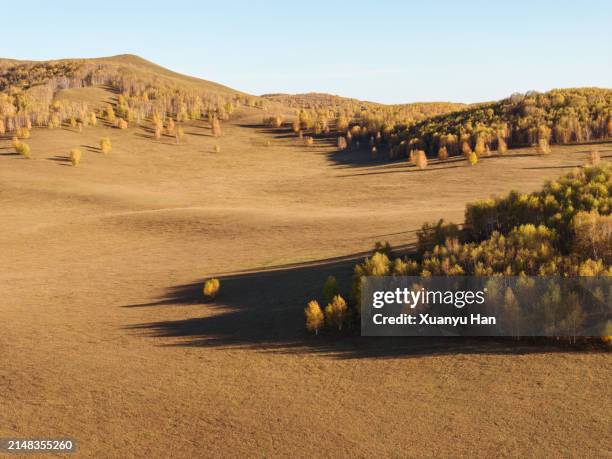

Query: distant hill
[[391, 87, 612, 157], [0, 54, 258, 133], [262, 92, 466, 124], [0, 54, 242, 95]]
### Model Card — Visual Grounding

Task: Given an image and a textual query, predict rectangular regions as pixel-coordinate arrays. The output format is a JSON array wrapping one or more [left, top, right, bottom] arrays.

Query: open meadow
[[1, 79, 610, 457]]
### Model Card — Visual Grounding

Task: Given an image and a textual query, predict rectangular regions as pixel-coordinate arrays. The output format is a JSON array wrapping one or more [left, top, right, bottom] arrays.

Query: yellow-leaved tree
[[304, 300, 324, 335]]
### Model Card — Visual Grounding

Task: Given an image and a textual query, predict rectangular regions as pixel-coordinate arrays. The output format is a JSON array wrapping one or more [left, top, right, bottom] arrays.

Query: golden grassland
[[1, 82, 611, 456]]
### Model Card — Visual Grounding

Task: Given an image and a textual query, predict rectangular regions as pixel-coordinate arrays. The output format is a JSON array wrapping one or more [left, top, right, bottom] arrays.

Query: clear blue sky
[[2, 0, 610, 103]]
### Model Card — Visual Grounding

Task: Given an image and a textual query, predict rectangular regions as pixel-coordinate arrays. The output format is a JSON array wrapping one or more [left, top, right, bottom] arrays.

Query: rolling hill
[[0, 54, 610, 458]]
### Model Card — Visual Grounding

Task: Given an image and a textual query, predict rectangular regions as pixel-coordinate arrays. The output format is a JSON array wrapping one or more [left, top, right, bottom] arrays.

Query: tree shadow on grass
[[327, 143, 609, 171], [47, 155, 72, 165], [81, 144, 101, 154], [123, 245, 605, 359]]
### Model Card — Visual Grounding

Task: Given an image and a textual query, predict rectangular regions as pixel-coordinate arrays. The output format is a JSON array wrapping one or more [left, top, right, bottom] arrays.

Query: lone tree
[[537, 138, 551, 154], [100, 137, 112, 154], [70, 148, 81, 166], [203, 278, 220, 299], [324, 295, 348, 330], [105, 104, 116, 123], [176, 126, 185, 144], [304, 300, 324, 335], [588, 150, 601, 166], [15, 141, 31, 158], [415, 150, 428, 169], [468, 151, 478, 166]]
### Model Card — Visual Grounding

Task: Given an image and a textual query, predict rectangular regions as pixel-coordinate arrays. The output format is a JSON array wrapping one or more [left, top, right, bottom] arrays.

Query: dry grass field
[[1, 93, 611, 457]]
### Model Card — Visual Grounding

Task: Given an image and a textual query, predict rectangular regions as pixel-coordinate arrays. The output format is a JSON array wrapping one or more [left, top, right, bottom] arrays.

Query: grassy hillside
[[263, 91, 466, 128], [382, 88, 612, 159], [263, 88, 611, 165], [0, 54, 259, 135]]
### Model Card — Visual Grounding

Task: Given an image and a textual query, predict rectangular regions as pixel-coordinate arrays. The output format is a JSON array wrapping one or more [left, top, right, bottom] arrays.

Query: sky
[[1, 0, 611, 104]]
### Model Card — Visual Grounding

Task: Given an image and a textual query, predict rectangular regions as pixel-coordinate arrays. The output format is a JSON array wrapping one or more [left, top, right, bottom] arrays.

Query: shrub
[[15, 141, 31, 158], [461, 141, 472, 157], [322, 275, 339, 305], [304, 300, 324, 334], [203, 278, 220, 298], [337, 136, 348, 150], [11, 136, 20, 149], [100, 137, 112, 154], [213, 144, 221, 153], [89, 112, 97, 126], [0, 120, 5, 134], [117, 118, 128, 130], [304, 136, 314, 146], [324, 295, 348, 330], [467, 151, 478, 166], [70, 148, 81, 166], [438, 146, 448, 161]]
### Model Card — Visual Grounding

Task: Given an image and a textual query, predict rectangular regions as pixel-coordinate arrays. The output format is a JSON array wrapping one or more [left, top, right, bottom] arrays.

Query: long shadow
[[237, 122, 336, 142], [81, 144, 101, 154], [338, 164, 464, 177], [47, 155, 71, 163], [185, 131, 213, 137], [522, 165, 578, 170], [327, 142, 608, 170], [123, 245, 602, 359]]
